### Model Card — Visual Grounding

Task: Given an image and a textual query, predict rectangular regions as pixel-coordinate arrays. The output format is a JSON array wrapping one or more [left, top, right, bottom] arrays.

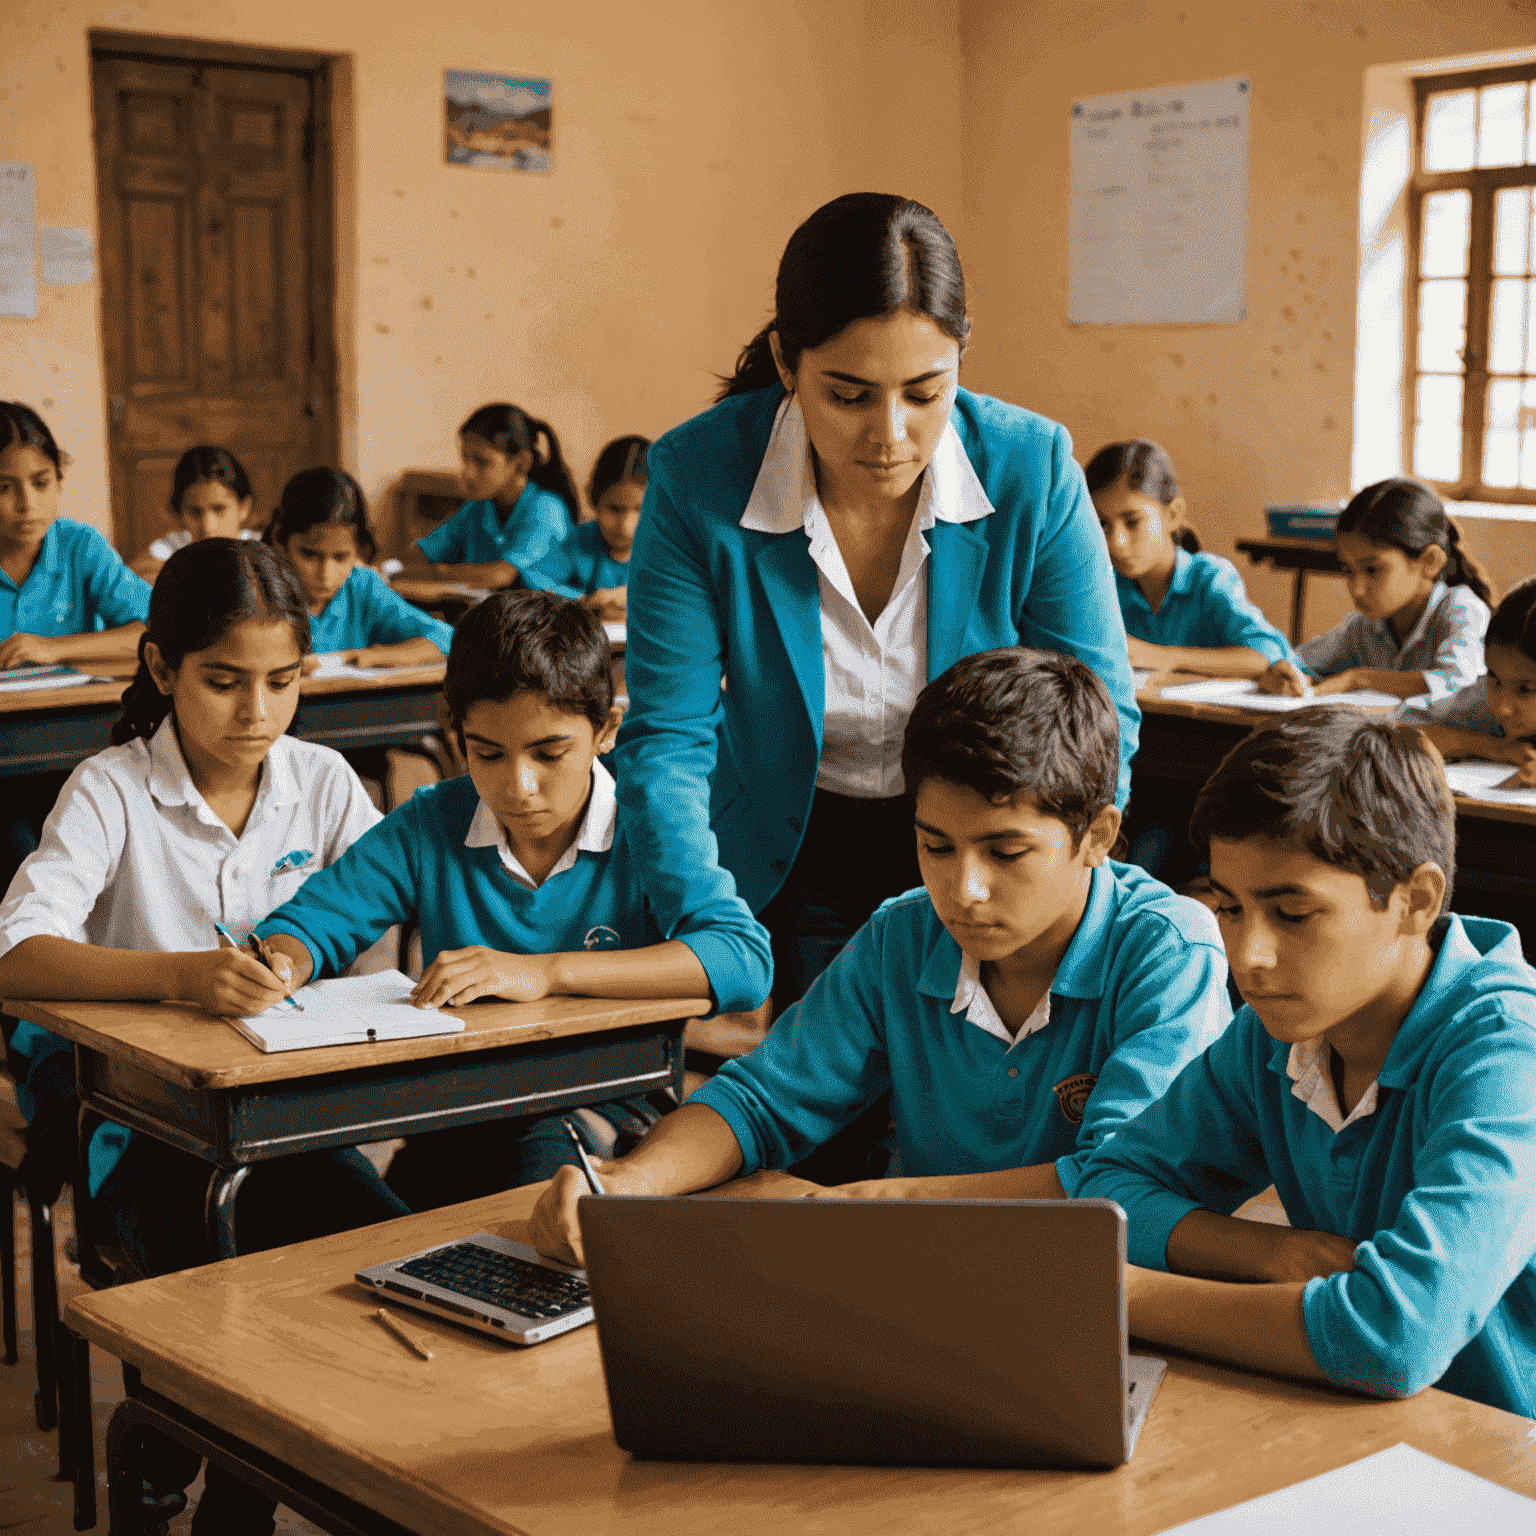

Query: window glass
[[1425, 90, 1476, 171], [1477, 82, 1527, 167], [1414, 375, 1463, 482]]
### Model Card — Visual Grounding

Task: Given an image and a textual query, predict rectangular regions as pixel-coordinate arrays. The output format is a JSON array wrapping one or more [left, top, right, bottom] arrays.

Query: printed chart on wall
[[1069, 76, 1249, 325]]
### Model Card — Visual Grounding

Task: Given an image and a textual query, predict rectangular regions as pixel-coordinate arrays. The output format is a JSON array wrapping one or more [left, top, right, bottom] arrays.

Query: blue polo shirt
[[1115, 549, 1295, 663], [1, 518, 150, 637], [416, 484, 571, 570], [690, 860, 1231, 1189], [308, 566, 454, 655], [1074, 914, 1536, 1417], [255, 770, 771, 1015], [521, 521, 630, 600]]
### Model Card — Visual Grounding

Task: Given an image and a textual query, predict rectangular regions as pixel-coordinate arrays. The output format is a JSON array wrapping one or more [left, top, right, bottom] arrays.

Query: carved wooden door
[[93, 54, 335, 555]]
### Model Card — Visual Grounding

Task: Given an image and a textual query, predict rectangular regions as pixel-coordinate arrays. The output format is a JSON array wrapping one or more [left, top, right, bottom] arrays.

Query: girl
[[1399, 574, 1536, 787], [1086, 439, 1295, 678], [130, 444, 258, 581], [0, 538, 408, 1536], [267, 467, 454, 666], [417, 402, 578, 588], [1259, 477, 1493, 700], [522, 435, 649, 623]]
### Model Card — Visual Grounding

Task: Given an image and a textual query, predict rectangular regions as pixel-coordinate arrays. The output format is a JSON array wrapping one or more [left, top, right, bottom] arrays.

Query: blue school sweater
[[1073, 914, 1536, 1416], [1115, 550, 1295, 664], [1, 518, 150, 637], [415, 484, 571, 571], [308, 566, 454, 655], [690, 860, 1231, 1189], [520, 521, 630, 600]]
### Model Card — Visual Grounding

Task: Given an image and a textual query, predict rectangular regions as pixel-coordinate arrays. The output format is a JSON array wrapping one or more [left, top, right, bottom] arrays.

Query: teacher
[[618, 192, 1138, 1011]]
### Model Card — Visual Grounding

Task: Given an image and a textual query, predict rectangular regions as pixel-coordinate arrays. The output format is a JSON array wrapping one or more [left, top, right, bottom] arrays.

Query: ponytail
[[1174, 526, 1203, 554], [1338, 478, 1494, 608], [459, 402, 579, 524], [113, 632, 174, 745], [718, 325, 784, 401], [523, 415, 580, 524], [1442, 517, 1495, 607]]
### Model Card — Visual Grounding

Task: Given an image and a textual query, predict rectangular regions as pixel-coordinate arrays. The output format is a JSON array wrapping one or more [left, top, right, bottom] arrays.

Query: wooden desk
[[390, 576, 490, 625], [2, 993, 704, 1259], [1234, 536, 1344, 644], [0, 662, 446, 778], [65, 1184, 1536, 1536]]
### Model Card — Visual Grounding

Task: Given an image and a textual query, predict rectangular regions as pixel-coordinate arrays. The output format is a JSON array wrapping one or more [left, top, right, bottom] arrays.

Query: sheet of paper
[[308, 652, 440, 682], [0, 163, 38, 318], [1161, 1442, 1536, 1533], [1443, 759, 1536, 807], [0, 665, 100, 693], [38, 225, 94, 285], [1157, 678, 1400, 711], [604, 621, 626, 648], [234, 969, 466, 1053]]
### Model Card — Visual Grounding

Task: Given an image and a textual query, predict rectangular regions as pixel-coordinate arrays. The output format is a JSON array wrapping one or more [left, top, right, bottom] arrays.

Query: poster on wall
[[1068, 75, 1249, 325], [0, 163, 38, 319], [446, 70, 552, 174]]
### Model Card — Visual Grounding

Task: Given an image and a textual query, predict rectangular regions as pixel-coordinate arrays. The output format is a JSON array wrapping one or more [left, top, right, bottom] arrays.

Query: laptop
[[578, 1196, 1165, 1469]]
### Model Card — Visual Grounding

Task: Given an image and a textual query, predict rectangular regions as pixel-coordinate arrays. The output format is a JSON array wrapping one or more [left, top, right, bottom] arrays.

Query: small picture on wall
[[445, 69, 552, 173]]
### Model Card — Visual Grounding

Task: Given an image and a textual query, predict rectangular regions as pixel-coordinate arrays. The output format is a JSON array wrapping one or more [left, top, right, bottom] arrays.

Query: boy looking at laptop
[[1074, 709, 1536, 1417], [254, 590, 771, 1203], [531, 647, 1232, 1261]]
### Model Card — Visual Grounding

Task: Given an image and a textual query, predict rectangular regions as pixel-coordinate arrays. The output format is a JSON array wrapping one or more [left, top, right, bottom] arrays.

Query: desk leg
[[1290, 567, 1308, 646], [204, 1165, 251, 1261]]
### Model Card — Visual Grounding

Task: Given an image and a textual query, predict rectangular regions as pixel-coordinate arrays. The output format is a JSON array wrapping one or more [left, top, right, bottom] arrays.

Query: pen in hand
[[562, 1118, 606, 1195], [213, 923, 303, 1011]]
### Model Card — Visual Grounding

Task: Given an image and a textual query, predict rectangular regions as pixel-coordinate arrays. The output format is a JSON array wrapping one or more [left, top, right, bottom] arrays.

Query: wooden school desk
[[1233, 536, 1344, 644], [64, 1183, 1536, 1536]]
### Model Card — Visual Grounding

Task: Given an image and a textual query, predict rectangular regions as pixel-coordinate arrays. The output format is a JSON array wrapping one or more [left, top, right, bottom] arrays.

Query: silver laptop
[[578, 1196, 1165, 1469], [356, 1231, 592, 1346]]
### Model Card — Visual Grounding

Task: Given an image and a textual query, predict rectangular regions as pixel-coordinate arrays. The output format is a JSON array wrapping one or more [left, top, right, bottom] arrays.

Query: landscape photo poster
[[445, 70, 552, 173]]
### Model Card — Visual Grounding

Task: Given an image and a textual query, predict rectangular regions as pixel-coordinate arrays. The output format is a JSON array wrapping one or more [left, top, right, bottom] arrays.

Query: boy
[[530, 648, 1231, 1262], [1073, 708, 1536, 1416], [255, 591, 771, 1204]]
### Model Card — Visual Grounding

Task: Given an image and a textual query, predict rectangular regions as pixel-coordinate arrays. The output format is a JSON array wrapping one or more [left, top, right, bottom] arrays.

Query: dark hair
[[265, 467, 378, 564], [1189, 707, 1455, 912], [1337, 477, 1494, 606], [1083, 439, 1201, 554], [588, 435, 650, 509], [112, 539, 311, 745], [444, 590, 613, 734], [0, 401, 64, 476], [717, 193, 969, 401], [901, 648, 1119, 845], [459, 403, 579, 523], [170, 445, 253, 515], [1486, 574, 1536, 663]]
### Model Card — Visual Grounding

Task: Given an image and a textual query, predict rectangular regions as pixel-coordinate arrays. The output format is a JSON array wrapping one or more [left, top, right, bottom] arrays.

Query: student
[[522, 435, 648, 623], [129, 444, 259, 581], [1397, 574, 1536, 787], [267, 467, 454, 665], [416, 403, 578, 588], [1259, 478, 1492, 701], [1073, 709, 1536, 1418], [251, 590, 772, 1208], [1087, 439, 1295, 678], [0, 538, 407, 1534], [528, 648, 1232, 1264]]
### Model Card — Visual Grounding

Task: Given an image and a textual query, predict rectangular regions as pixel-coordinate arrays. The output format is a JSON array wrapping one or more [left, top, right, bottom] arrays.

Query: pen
[[213, 922, 303, 1011], [375, 1307, 435, 1361], [562, 1118, 606, 1195]]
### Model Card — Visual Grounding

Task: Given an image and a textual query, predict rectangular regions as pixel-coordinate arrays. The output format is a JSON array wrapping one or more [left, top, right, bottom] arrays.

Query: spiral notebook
[[233, 970, 465, 1053]]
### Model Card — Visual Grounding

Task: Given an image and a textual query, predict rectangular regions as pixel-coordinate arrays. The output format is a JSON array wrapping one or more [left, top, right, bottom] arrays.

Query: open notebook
[[1442, 759, 1536, 808], [233, 969, 465, 1053], [1157, 677, 1402, 711], [0, 664, 105, 693]]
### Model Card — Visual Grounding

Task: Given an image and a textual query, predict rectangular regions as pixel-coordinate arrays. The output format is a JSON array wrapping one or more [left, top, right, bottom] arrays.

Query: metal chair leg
[[28, 1191, 57, 1432]]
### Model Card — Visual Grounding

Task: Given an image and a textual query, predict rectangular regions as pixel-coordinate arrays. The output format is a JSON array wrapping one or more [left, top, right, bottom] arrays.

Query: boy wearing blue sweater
[[530, 648, 1232, 1262], [256, 591, 771, 1205], [1075, 708, 1536, 1417]]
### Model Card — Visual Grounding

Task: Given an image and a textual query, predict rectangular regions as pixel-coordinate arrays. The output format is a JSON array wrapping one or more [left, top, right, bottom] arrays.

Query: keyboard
[[396, 1243, 591, 1320]]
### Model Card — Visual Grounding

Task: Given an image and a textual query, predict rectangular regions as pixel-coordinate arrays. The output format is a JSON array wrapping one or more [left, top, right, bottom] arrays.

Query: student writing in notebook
[[129, 444, 260, 581], [529, 648, 1232, 1263], [0, 539, 405, 1535], [252, 590, 771, 1206], [1073, 709, 1536, 1419]]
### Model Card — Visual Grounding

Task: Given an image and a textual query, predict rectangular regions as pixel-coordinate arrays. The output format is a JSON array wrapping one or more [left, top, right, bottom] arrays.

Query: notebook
[[233, 969, 465, 1052], [0, 664, 103, 693], [1442, 759, 1536, 808], [307, 652, 441, 681], [1158, 677, 1402, 711]]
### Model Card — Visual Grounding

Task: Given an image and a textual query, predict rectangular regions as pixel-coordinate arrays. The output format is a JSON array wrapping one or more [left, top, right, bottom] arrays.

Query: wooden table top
[[65, 1184, 1536, 1536], [390, 576, 492, 606], [1234, 535, 1343, 560], [0, 994, 709, 1090]]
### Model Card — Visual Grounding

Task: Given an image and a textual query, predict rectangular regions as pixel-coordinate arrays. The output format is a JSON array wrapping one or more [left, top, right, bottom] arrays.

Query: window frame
[[1408, 63, 1536, 505]]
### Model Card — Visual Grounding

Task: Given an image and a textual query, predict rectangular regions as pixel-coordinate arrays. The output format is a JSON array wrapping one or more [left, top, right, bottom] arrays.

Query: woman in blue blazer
[[618, 193, 1138, 1011]]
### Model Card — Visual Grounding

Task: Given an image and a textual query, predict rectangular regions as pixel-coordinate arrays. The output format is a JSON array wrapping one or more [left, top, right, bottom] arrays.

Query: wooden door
[[93, 53, 336, 555]]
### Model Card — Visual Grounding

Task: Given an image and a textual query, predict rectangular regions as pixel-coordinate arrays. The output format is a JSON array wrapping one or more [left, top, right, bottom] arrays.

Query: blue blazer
[[616, 385, 1139, 917]]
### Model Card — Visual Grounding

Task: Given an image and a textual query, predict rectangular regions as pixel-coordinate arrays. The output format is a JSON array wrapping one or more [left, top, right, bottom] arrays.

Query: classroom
[[4, 2, 1536, 1532]]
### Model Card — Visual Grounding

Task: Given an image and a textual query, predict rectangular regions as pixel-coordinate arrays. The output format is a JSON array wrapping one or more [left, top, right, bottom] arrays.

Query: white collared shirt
[[952, 949, 1053, 1049], [0, 717, 380, 958], [464, 758, 618, 890], [739, 394, 994, 798], [1287, 1039, 1380, 1134]]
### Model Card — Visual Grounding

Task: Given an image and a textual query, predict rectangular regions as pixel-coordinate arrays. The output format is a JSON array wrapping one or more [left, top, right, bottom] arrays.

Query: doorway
[[90, 34, 339, 555]]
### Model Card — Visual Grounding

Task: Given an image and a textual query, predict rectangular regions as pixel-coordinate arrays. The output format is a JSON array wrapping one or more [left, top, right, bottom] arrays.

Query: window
[[1410, 66, 1536, 502]]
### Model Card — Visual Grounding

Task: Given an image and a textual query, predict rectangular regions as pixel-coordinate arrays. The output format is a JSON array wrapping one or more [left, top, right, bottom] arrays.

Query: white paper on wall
[[1069, 76, 1249, 325], [39, 226, 95, 285], [0, 163, 38, 319]]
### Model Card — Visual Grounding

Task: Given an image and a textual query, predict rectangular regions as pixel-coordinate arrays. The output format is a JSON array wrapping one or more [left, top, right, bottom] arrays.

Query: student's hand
[[1496, 742, 1536, 788], [581, 588, 627, 622], [176, 947, 293, 1018], [1311, 669, 1361, 696], [1261, 1227, 1359, 1284], [410, 946, 552, 1008], [696, 1168, 827, 1200], [1255, 659, 1312, 697], [0, 632, 62, 669], [1125, 637, 1161, 669], [529, 1161, 616, 1266], [337, 648, 387, 669], [300, 654, 322, 675]]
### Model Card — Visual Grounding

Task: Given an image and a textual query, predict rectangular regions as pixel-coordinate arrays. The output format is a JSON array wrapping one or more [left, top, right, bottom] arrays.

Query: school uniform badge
[[270, 849, 314, 876], [583, 926, 621, 950], [1052, 1073, 1097, 1125]]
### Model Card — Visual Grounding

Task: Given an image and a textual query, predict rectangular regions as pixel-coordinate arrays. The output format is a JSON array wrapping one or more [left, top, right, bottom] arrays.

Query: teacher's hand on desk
[[1255, 658, 1313, 697]]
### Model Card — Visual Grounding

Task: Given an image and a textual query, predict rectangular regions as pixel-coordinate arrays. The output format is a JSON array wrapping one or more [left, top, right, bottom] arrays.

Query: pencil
[[376, 1306, 435, 1360]]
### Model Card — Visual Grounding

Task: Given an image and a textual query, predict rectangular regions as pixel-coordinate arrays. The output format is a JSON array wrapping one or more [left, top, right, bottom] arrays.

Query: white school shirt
[[739, 393, 994, 798], [1286, 1038, 1379, 1133], [146, 526, 259, 562], [952, 949, 1053, 1048], [463, 759, 618, 891], [0, 716, 381, 959]]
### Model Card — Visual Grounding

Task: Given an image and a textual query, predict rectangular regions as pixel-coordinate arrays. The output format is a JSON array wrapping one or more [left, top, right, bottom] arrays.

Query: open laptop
[[578, 1196, 1165, 1469]]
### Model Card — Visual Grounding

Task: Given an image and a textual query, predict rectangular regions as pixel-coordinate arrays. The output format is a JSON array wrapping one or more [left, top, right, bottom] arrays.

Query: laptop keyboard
[[397, 1245, 591, 1320]]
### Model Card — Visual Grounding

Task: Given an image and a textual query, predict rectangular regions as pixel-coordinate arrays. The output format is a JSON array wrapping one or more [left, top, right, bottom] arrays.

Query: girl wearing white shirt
[[0, 538, 406, 1536], [128, 444, 259, 582]]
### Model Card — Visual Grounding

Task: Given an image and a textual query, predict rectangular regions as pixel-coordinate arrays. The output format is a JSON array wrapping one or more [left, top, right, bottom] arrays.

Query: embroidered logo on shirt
[[583, 925, 621, 951], [1052, 1073, 1097, 1125], [270, 849, 315, 877]]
